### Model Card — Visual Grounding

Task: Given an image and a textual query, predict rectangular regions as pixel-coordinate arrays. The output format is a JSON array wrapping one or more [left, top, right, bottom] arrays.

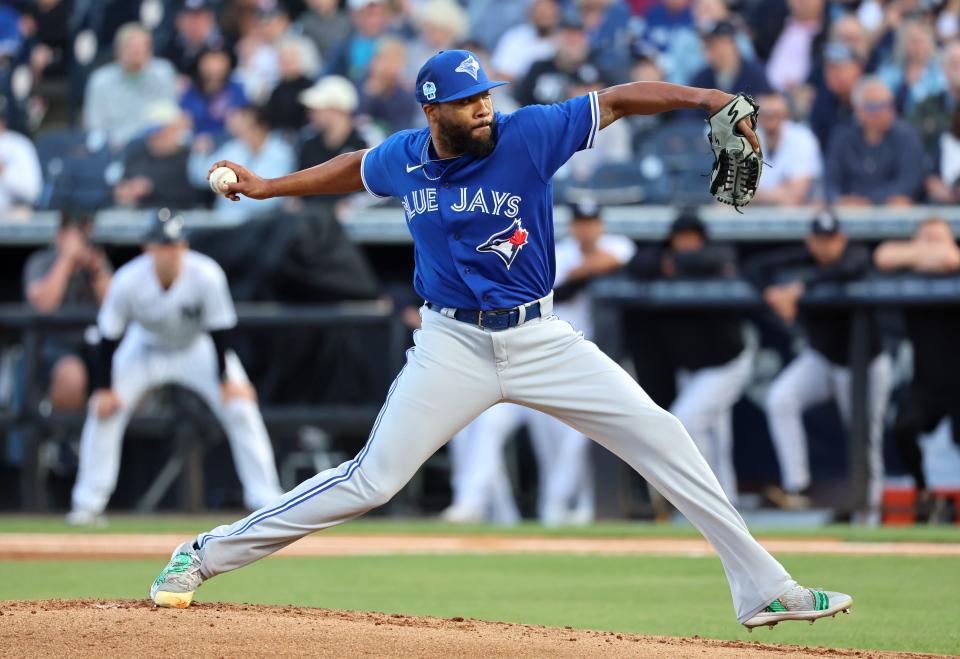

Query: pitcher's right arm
[[211, 150, 367, 201]]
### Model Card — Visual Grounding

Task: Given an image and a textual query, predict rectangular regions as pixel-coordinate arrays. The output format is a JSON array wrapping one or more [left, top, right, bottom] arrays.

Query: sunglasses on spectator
[[862, 100, 893, 113]]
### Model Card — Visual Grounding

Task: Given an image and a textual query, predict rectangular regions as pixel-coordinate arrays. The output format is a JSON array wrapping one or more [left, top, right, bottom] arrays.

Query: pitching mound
[[0, 600, 938, 659]]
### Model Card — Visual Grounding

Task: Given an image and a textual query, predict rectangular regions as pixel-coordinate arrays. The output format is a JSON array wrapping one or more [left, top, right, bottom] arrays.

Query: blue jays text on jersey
[[361, 90, 600, 310]]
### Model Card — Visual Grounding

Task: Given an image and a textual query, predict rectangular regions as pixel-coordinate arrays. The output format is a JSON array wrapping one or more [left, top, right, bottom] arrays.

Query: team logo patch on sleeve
[[476, 219, 529, 269]]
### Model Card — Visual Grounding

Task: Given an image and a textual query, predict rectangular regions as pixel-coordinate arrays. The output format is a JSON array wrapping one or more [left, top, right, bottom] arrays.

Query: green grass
[[0, 553, 957, 654], [1, 515, 959, 542]]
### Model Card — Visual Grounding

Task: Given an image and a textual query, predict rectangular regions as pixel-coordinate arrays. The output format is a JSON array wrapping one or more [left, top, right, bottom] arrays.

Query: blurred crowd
[[0, 0, 958, 217]]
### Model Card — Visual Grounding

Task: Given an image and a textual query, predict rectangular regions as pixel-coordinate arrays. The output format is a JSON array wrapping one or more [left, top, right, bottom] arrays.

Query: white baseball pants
[[765, 347, 891, 512], [71, 330, 284, 515], [448, 402, 594, 524], [448, 404, 522, 524], [671, 347, 755, 504], [194, 307, 795, 623]]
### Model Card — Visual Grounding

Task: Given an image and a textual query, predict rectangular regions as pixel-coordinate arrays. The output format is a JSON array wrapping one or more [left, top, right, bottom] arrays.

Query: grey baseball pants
[[193, 304, 795, 623]]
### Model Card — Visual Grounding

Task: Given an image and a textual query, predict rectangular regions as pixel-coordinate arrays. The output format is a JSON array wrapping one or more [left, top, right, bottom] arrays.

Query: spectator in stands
[[403, 0, 470, 86], [23, 212, 112, 418], [874, 218, 960, 522], [113, 101, 203, 210], [577, 0, 633, 75], [825, 77, 925, 206], [515, 19, 608, 107], [467, 0, 534, 52], [82, 23, 177, 150], [765, 0, 826, 94], [877, 18, 945, 114], [753, 92, 823, 205], [490, 0, 560, 83], [744, 211, 890, 520], [809, 42, 865, 149], [626, 210, 750, 504], [159, 0, 225, 79], [179, 46, 248, 140], [298, 76, 367, 174], [235, 5, 295, 104], [0, 109, 41, 217], [669, 0, 757, 86], [20, 0, 72, 82], [687, 20, 771, 106], [264, 36, 320, 133], [926, 105, 960, 204], [325, 0, 393, 85], [357, 38, 418, 135], [636, 0, 694, 58], [829, 13, 874, 70], [188, 105, 294, 220], [297, 0, 351, 60], [910, 40, 960, 155]]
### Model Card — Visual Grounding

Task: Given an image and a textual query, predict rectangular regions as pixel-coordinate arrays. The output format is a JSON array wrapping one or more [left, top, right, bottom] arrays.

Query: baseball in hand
[[209, 166, 238, 195]]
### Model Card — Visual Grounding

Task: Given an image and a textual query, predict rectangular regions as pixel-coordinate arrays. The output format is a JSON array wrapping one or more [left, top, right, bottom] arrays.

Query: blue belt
[[427, 300, 542, 331]]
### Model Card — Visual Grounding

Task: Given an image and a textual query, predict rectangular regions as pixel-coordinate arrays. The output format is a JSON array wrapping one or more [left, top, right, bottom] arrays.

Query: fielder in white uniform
[[68, 212, 283, 524], [151, 50, 852, 630]]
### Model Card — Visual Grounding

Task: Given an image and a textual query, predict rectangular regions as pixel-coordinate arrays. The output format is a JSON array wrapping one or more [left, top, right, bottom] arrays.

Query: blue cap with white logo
[[415, 50, 509, 105]]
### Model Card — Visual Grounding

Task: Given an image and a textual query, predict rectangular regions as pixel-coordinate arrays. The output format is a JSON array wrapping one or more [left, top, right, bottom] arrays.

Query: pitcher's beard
[[437, 117, 497, 157]]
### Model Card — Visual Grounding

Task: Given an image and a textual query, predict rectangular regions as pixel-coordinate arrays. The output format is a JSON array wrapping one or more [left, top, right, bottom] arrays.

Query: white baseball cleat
[[439, 503, 485, 524], [65, 510, 108, 528], [150, 541, 204, 608], [743, 585, 853, 631]]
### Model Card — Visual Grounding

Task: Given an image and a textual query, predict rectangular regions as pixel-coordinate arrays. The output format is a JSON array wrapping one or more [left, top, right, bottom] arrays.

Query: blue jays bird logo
[[476, 219, 529, 269], [455, 55, 480, 81]]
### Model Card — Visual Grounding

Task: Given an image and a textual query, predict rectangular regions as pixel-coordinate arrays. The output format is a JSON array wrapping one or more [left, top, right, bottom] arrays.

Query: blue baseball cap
[[415, 50, 509, 105]]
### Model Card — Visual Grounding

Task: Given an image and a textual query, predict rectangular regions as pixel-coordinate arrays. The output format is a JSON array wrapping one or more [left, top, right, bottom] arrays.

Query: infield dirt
[[0, 599, 945, 659]]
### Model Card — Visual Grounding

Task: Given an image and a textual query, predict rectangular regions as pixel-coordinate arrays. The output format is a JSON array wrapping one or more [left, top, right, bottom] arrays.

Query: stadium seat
[[562, 161, 647, 205], [35, 129, 117, 211]]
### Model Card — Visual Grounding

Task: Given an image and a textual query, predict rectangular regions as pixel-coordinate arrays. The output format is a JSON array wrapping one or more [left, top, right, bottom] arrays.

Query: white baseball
[[209, 166, 239, 195]]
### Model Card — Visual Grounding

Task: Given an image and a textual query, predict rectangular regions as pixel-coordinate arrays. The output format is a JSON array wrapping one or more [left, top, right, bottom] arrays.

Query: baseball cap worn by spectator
[[810, 209, 841, 236], [701, 19, 737, 42], [299, 76, 359, 113], [144, 209, 187, 244], [415, 49, 509, 104]]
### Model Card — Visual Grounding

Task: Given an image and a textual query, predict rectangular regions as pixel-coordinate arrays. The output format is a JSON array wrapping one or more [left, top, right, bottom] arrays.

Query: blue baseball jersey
[[361, 91, 600, 310]]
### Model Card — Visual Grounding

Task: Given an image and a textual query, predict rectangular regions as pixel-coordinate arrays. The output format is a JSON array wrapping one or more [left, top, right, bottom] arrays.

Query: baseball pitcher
[[150, 50, 850, 630]]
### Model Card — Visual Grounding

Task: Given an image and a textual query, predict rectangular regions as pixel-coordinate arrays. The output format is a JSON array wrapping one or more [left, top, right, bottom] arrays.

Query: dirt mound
[[0, 600, 938, 658]]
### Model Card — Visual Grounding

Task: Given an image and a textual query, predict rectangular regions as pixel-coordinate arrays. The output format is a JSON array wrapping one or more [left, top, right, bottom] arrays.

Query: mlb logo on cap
[[415, 50, 509, 105]]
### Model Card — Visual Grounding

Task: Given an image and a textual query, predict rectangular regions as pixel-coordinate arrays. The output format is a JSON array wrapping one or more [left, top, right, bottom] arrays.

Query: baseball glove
[[707, 93, 762, 210]]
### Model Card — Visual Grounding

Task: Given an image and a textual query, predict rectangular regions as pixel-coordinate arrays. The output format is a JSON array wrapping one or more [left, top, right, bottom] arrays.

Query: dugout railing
[[0, 301, 406, 512]]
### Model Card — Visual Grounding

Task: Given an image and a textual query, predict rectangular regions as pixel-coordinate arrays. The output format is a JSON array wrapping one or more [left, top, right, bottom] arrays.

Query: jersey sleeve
[[203, 264, 238, 332], [360, 144, 394, 199], [97, 276, 129, 340], [513, 91, 600, 181], [606, 235, 637, 265], [553, 241, 580, 287]]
